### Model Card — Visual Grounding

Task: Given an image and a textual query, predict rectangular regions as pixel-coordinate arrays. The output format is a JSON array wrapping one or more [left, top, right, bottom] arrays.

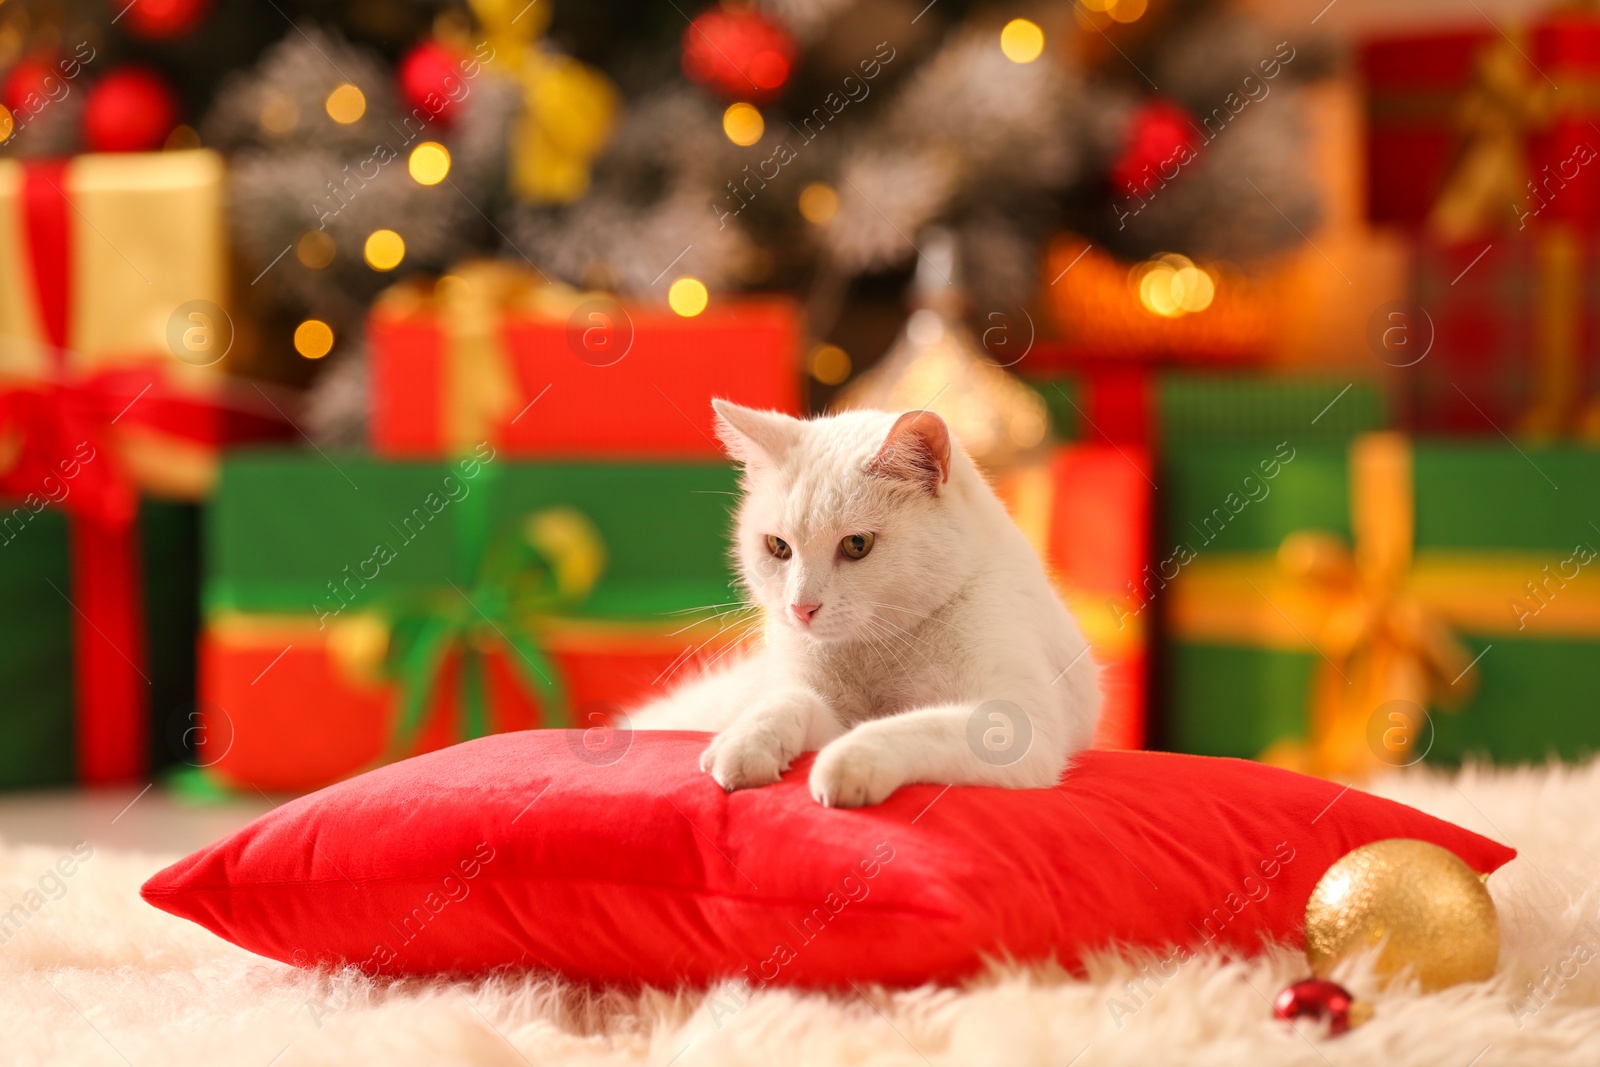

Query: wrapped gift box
[[1528, 11, 1600, 232], [0, 150, 286, 785], [996, 443, 1152, 750], [1359, 27, 1496, 229], [368, 265, 802, 458], [1362, 13, 1600, 234], [1410, 235, 1600, 437], [1028, 370, 1389, 449], [0, 500, 198, 789], [200, 451, 747, 791], [1161, 433, 1600, 773]]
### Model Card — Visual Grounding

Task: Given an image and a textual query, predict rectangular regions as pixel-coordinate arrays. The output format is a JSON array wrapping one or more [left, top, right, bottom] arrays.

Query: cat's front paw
[[809, 733, 905, 808], [699, 717, 798, 792]]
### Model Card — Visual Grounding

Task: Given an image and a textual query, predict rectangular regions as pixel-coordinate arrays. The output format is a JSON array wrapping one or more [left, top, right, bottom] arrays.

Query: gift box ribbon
[[324, 465, 604, 755], [0, 160, 277, 783], [1169, 432, 1600, 777]]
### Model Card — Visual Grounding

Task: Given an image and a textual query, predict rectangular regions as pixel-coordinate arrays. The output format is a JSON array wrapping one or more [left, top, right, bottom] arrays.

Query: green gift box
[[1029, 372, 1389, 447], [1159, 433, 1600, 771], [0, 500, 199, 789], [200, 450, 743, 791]]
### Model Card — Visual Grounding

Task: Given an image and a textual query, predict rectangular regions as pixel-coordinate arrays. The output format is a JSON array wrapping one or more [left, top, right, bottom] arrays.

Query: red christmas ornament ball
[[1111, 99, 1202, 197], [398, 41, 467, 125], [681, 5, 795, 103], [83, 67, 180, 153], [118, 0, 211, 39], [1273, 979, 1361, 1036], [3, 57, 60, 116]]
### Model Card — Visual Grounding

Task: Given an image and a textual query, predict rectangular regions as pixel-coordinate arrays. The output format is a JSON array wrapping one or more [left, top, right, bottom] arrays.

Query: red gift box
[[1529, 11, 1600, 231], [1410, 233, 1600, 437], [368, 265, 802, 458], [1360, 27, 1497, 229], [996, 443, 1151, 750], [0, 152, 287, 784], [200, 621, 740, 792]]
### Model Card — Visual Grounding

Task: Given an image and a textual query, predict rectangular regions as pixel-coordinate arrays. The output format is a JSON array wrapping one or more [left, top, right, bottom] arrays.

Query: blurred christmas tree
[[0, 0, 1331, 414]]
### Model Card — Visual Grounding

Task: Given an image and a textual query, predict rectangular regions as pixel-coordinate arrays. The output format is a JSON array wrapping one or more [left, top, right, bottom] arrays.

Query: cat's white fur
[[625, 400, 1101, 807]]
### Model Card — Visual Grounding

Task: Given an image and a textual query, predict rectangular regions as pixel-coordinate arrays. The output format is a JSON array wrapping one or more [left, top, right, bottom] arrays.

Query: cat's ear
[[712, 399, 800, 466], [866, 410, 951, 494]]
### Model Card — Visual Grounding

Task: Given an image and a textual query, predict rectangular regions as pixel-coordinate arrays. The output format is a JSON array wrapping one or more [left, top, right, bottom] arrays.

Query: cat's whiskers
[[662, 603, 759, 639], [696, 623, 761, 675], [860, 612, 941, 675], [660, 601, 747, 617], [831, 571, 942, 676], [652, 607, 763, 686], [852, 598, 961, 633]]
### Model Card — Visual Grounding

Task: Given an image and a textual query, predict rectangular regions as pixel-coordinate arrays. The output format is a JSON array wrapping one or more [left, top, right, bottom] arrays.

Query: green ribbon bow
[[356, 464, 606, 755]]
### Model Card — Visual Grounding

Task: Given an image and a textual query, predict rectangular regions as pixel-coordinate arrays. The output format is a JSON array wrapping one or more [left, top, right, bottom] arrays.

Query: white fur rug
[[5, 760, 1600, 1067]]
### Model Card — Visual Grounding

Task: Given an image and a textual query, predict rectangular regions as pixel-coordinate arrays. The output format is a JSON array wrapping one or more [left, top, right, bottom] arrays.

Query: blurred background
[[0, 0, 1595, 847]]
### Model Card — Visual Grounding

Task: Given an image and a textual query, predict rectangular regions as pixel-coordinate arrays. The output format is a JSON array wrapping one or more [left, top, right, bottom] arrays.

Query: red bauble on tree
[[3, 57, 59, 116], [398, 40, 468, 126], [83, 67, 180, 152], [681, 5, 795, 104], [1111, 99, 1203, 198], [117, 0, 211, 39]]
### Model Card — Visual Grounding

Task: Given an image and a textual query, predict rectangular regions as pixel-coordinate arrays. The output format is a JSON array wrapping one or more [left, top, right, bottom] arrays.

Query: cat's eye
[[839, 533, 875, 560], [765, 535, 792, 560]]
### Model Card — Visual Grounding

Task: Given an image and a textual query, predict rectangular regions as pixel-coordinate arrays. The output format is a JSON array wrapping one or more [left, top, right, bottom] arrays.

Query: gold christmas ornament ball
[[1305, 839, 1499, 992]]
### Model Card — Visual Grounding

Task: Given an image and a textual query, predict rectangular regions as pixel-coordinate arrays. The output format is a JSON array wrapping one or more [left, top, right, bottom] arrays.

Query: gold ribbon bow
[[1171, 434, 1600, 778], [1260, 434, 1476, 777], [1427, 35, 1549, 242], [469, 0, 619, 204]]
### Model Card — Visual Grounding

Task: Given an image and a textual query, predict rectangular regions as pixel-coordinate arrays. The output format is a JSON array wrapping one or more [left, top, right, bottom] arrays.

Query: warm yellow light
[[408, 141, 451, 185], [1135, 255, 1217, 317], [798, 182, 839, 225], [296, 230, 336, 269], [1174, 266, 1216, 312], [1139, 267, 1180, 317], [808, 343, 851, 385], [668, 277, 709, 317], [363, 229, 406, 271], [1000, 19, 1045, 64], [0, 105, 13, 144], [722, 102, 764, 146], [1108, 0, 1149, 23], [294, 319, 335, 359], [325, 83, 367, 124]]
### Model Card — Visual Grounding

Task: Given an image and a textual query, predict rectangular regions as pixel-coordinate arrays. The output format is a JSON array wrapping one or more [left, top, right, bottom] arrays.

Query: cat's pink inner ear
[[867, 410, 951, 492]]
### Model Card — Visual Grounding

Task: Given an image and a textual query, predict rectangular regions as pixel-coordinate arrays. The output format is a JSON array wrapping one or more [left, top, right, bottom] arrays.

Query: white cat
[[625, 400, 1101, 807]]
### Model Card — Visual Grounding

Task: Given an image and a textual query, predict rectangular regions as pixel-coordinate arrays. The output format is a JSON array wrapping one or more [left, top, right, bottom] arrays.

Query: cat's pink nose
[[790, 602, 822, 624]]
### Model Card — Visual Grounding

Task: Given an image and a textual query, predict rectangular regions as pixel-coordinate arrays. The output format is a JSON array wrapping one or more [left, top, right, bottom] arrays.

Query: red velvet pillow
[[143, 732, 1514, 987]]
